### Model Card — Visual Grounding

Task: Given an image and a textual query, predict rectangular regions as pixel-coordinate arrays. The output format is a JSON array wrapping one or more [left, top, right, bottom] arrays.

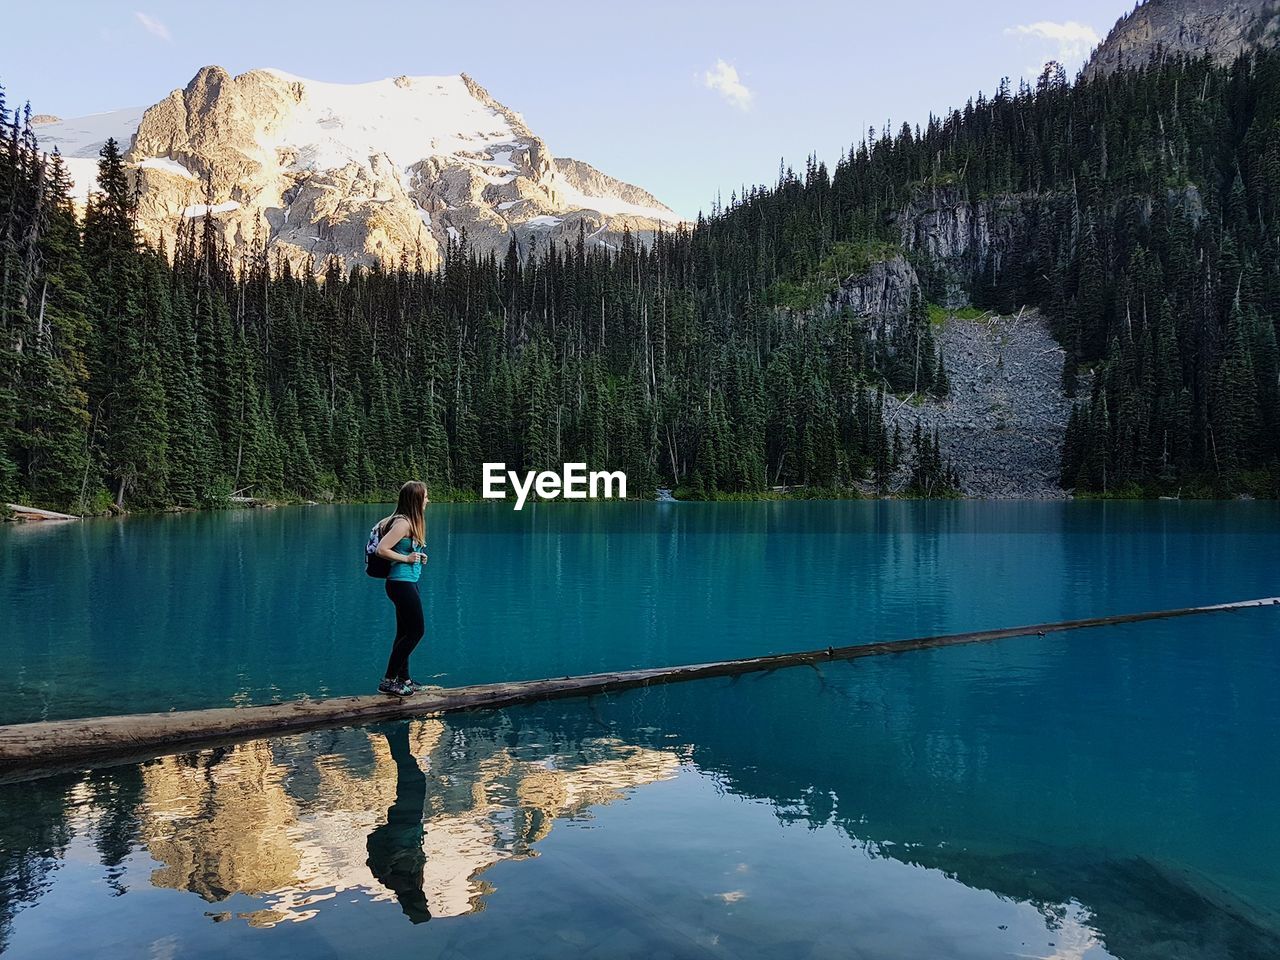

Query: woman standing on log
[[373, 481, 429, 697]]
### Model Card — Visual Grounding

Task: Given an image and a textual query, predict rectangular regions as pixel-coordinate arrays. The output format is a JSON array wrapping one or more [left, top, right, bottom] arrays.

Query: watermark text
[[482, 463, 627, 510]]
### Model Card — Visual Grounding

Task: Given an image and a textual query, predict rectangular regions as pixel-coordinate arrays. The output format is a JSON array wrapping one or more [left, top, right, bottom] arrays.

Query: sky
[[4, 0, 1130, 219]]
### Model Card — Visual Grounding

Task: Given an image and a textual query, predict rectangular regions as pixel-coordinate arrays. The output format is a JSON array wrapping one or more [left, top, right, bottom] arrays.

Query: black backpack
[[364, 516, 398, 578]]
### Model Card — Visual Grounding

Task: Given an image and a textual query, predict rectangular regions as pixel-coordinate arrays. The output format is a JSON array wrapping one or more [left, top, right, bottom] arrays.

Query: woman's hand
[[408, 551, 427, 564]]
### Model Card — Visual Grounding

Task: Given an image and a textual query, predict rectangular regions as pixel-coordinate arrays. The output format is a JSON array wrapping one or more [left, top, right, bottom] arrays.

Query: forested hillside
[[0, 115, 924, 512], [703, 54, 1280, 496], [2, 49, 1278, 511]]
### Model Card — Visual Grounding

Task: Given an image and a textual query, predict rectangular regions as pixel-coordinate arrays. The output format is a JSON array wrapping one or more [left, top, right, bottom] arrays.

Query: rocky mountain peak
[[34, 66, 687, 271], [1084, 0, 1280, 78]]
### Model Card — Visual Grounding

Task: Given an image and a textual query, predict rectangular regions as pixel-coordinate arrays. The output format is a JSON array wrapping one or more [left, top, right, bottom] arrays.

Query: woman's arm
[[376, 518, 423, 563]]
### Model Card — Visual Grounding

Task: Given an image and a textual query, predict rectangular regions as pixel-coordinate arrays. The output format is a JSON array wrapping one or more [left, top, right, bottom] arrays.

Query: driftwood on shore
[[1, 596, 1276, 783], [4, 503, 79, 522]]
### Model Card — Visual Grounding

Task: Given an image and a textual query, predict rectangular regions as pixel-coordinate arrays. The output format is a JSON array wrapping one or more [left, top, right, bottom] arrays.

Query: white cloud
[[702, 59, 752, 111], [134, 11, 172, 42], [1005, 20, 1100, 69]]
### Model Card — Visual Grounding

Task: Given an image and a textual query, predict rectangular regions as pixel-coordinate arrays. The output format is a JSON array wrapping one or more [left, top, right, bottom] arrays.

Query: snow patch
[[139, 156, 198, 180], [525, 215, 563, 228], [258, 70, 517, 174], [547, 171, 683, 224], [31, 107, 146, 158], [33, 106, 147, 203], [183, 200, 241, 218], [488, 149, 515, 170], [59, 158, 102, 204]]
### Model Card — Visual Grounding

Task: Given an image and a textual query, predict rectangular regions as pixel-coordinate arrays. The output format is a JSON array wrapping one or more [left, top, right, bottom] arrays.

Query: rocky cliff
[[822, 254, 923, 348], [33, 66, 686, 271], [830, 255, 919, 323], [890, 181, 1204, 311], [1084, 0, 1280, 78], [892, 186, 1030, 308]]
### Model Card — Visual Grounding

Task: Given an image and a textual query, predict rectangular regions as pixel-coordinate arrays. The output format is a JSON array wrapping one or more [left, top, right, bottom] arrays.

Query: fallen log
[[1, 595, 1276, 783], [5, 503, 79, 522]]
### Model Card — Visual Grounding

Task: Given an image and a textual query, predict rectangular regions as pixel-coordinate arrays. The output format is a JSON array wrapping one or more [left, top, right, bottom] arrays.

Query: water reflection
[[365, 724, 430, 924], [8, 500, 1277, 727], [2, 600, 1279, 958], [0, 716, 680, 947], [0, 678, 1277, 959]]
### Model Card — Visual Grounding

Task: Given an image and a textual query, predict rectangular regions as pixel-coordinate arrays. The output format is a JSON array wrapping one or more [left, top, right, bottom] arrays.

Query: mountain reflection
[[2, 646, 1278, 959], [12, 716, 680, 931]]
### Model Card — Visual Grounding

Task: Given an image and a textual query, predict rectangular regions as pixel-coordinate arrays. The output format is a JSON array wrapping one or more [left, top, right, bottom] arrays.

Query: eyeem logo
[[482, 463, 627, 510]]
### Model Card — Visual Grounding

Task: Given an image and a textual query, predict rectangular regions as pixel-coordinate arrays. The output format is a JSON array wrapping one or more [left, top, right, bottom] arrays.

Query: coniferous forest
[[2, 49, 1279, 512]]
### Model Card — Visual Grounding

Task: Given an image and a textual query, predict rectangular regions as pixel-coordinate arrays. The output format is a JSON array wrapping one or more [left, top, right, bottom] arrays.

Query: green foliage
[[670, 484, 865, 502], [4, 47, 1280, 507], [815, 240, 902, 283], [0, 100, 904, 507], [905, 421, 961, 498], [765, 278, 828, 312], [717, 49, 1280, 496], [926, 304, 985, 324], [765, 240, 901, 310], [905, 171, 963, 192]]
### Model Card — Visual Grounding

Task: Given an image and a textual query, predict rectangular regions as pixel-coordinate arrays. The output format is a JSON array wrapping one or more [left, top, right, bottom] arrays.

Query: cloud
[[702, 60, 752, 111], [134, 11, 172, 42], [1005, 20, 1100, 69]]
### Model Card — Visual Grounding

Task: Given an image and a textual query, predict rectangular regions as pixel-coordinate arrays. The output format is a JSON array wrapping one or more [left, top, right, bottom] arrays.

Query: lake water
[[1, 501, 1278, 958]]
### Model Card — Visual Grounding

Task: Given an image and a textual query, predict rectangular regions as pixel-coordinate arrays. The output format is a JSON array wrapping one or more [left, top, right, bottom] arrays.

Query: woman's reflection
[[365, 723, 431, 923]]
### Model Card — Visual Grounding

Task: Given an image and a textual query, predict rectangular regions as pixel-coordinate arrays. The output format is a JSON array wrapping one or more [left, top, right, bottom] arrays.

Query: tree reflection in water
[[1, 671, 1277, 959]]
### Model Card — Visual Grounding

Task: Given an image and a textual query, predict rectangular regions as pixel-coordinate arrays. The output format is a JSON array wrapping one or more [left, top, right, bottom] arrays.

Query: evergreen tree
[[5, 46, 1280, 507]]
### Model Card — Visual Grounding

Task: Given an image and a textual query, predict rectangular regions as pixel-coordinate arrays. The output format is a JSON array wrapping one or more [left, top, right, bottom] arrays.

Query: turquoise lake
[[1, 501, 1278, 958]]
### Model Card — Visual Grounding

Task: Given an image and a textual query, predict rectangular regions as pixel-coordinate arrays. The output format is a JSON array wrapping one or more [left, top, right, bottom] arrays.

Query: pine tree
[[8, 46, 1280, 507]]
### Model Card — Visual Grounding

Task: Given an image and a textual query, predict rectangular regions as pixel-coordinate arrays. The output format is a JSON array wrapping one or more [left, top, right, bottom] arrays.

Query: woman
[[374, 481, 429, 697]]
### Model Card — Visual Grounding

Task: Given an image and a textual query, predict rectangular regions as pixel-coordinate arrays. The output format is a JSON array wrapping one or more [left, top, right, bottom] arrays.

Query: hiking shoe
[[378, 678, 415, 697], [405, 678, 445, 694]]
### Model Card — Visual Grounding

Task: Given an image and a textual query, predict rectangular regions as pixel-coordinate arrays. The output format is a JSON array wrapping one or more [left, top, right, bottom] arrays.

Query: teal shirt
[[386, 534, 423, 583]]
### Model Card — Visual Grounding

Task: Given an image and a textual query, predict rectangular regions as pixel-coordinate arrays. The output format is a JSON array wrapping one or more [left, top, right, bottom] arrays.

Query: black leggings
[[384, 580, 424, 681]]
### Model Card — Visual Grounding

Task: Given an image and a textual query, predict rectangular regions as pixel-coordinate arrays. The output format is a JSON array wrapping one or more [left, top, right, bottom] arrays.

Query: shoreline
[[5, 490, 1272, 524]]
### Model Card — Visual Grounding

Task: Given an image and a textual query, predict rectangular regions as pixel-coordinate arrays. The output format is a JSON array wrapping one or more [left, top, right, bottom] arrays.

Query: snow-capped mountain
[[33, 66, 686, 270]]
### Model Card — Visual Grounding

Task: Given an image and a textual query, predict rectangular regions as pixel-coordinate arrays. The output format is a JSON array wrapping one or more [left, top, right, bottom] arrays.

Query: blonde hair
[[390, 480, 428, 546]]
